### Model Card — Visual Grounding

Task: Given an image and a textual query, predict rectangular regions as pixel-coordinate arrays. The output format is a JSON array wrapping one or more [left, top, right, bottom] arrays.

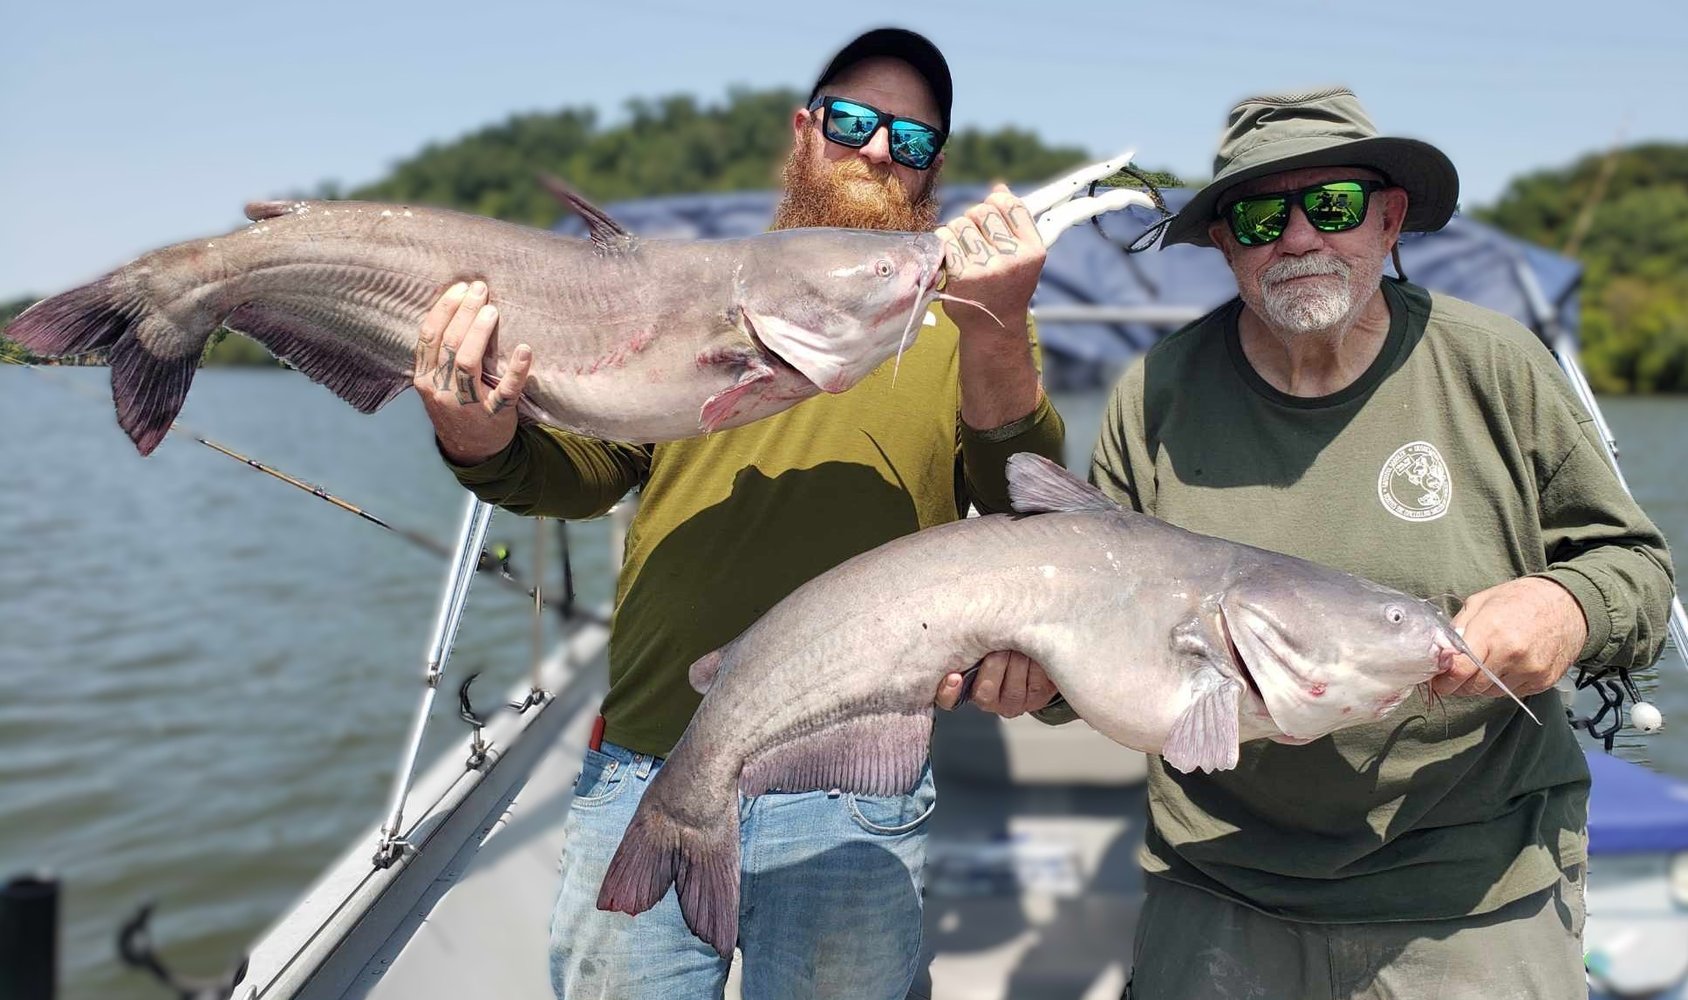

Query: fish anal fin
[[223, 303, 409, 414], [699, 364, 775, 433], [1006, 453, 1119, 515], [538, 173, 636, 253], [1163, 678, 1240, 774], [741, 712, 933, 798]]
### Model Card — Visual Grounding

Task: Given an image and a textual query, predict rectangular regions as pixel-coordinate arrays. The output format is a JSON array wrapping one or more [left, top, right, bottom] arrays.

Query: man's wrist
[[438, 430, 517, 470]]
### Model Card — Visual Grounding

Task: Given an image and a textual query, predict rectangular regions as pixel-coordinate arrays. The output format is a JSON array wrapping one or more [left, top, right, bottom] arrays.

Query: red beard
[[770, 133, 940, 232]]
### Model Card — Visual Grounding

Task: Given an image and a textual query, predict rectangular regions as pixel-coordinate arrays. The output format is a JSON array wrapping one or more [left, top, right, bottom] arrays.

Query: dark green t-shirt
[[451, 306, 1064, 756], [1077, 279, 1675, 923]]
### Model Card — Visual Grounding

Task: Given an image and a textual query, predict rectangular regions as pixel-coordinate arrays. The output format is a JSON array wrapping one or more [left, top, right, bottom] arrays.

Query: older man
[[1053, 88, 1674, 998], [411, 27, 1064, 1000]]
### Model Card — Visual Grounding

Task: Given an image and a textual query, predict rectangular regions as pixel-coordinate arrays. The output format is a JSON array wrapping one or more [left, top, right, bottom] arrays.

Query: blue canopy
[[557, 183, 1584, 389], [1587, 750, 1688, 854]]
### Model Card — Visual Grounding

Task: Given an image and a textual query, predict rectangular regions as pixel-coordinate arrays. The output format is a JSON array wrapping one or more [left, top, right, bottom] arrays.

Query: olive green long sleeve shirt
[[1045, 279, 1674, 923]]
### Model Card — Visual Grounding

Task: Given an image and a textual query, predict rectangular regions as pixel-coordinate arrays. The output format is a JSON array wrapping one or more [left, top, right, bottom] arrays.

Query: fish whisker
[[890, 278, 932, 387], [934, 292, 1003, 328]]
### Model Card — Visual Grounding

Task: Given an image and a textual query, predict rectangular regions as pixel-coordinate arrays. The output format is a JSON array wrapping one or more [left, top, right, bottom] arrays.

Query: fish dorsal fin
[[1006, 452, 1119, 514], [538, 172, 636, 252]]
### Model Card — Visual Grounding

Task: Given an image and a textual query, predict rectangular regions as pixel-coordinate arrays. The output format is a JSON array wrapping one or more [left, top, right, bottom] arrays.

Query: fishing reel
[[1567, 663, 1663, 751]]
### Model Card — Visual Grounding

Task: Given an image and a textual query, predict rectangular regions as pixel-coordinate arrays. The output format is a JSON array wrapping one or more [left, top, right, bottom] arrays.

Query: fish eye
[[1386, 606, 1405, 624], [874, 259, 893, 278]]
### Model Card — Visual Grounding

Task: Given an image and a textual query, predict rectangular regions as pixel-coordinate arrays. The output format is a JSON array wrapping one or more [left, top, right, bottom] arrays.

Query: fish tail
[[596, 777, 740, 958], [5, 274, 212, 456]]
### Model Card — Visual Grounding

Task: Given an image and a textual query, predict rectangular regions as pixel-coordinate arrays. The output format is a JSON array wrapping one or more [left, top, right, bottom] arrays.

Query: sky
[[2, 0, 1684, 301]]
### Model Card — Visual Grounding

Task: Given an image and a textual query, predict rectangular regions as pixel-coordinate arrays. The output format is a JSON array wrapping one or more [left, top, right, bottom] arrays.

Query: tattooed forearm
[[435, 347, 457, 391], [454, 369, 479, 404], [983, 212, 1018, 254]]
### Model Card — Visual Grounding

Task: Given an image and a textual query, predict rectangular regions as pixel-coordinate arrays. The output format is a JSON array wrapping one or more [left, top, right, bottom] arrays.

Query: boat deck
[[240, 616, 1152, 1000]]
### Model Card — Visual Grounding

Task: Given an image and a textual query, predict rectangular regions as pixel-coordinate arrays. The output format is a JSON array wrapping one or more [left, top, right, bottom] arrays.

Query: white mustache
[[1262, 255, 1350, 288]]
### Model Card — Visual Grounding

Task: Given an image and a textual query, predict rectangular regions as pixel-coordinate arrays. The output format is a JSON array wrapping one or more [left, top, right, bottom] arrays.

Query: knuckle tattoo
[[454, 369, 479, 404], [435, 347, 457, 390]]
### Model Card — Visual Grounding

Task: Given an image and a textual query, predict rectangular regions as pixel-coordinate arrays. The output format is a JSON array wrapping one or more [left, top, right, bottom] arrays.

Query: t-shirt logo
[[1378, 441, 1452, 522]]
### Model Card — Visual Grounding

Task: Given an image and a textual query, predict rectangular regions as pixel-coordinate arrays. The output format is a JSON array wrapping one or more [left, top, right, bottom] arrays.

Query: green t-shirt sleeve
[[1532, 418, 1677, 670], [444, 423, 651, 519], [1089, 358, 1151, 511], [960, 392, 1065, 514]]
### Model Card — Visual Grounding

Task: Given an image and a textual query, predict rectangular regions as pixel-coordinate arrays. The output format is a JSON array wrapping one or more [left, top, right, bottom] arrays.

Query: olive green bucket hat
[[1161, 86, 1459, 248]]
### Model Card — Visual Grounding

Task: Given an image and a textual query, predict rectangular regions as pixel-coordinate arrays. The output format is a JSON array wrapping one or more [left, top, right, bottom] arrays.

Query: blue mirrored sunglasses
[[807, 95, 946, 171]]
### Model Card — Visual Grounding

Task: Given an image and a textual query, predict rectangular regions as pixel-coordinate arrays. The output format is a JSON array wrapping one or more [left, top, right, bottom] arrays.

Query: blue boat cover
[[557, 183, 1584, 389], [1586, 750, 1688, 854]]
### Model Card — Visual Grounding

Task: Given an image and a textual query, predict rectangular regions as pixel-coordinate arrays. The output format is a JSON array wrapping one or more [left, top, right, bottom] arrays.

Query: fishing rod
[[5, 357, 607, 624], [1511, 260, 1680, 741]]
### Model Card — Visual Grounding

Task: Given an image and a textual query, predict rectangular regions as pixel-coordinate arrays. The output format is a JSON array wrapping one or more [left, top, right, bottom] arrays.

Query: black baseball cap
[[808, 28, 953, 133]]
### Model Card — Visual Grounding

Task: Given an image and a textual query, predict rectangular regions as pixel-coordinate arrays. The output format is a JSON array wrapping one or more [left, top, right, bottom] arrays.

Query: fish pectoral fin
[[741, 711, 933, 798], [1005, 453, 1120, 515], [698, 364, 775, 433], [1162, 679, 1241, 774]]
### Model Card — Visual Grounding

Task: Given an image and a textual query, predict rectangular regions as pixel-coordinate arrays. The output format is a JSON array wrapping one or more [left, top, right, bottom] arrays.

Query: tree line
[[3, 89, 1682, 392], [1477, 142, 1688, 393]]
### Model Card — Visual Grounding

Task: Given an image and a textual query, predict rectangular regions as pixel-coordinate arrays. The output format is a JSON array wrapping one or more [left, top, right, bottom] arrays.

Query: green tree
[[348, 87, 1166, 221], [1, 296, 46, 364], [1479, 143, 1688, 392]]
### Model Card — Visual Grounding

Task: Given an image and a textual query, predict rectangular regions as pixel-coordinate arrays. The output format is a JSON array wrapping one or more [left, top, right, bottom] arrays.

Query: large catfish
[[596, 452, 1537, 956], [4, 187, 946, 455]]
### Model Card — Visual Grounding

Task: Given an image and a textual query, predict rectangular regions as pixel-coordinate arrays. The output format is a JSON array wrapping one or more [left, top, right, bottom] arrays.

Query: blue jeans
[[548, 739, 936, 1000]]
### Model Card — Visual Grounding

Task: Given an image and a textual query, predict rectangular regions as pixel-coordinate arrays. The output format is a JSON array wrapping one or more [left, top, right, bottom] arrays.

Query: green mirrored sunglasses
[[1223, 180, 1386, 246]]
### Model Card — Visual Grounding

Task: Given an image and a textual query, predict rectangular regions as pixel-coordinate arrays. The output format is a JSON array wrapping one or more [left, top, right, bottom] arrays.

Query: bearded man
[[410, 27, 1065, 1000], [1049, 88, 1674, 999]]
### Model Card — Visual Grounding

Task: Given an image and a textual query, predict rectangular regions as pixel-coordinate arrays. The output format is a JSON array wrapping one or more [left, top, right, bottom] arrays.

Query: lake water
[[1, 368, 1683, 998]]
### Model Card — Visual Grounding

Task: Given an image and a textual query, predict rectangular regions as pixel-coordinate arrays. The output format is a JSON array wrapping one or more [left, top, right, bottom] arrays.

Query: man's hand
[[1431, 577, 1589, 700], [934, 650, 1059, 718], [936, 184, 1047, 431], [936, 183, 1046, 336], [415, 281, 534, 466]]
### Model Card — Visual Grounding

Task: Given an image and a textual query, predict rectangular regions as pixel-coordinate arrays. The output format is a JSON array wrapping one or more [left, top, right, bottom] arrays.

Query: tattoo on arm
[[454, 369, 479, 405], [435, 347, 457, 391], [983, 212, 1018, 254]]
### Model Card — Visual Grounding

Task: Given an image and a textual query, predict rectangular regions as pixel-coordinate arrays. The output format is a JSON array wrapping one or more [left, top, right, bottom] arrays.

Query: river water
[[1, 368, 1683, 998]]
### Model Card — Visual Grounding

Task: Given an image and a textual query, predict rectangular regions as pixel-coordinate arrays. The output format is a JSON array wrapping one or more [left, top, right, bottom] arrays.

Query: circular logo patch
[[1377, 441, 1452, 522]]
